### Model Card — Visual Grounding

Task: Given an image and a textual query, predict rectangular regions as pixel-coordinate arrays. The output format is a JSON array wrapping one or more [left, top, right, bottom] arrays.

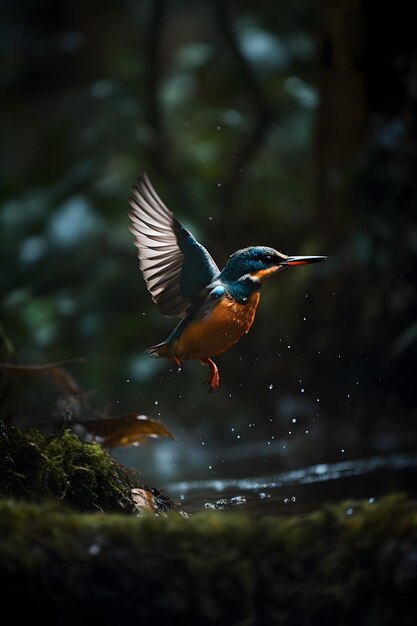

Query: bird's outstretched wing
[[128, 172, 220, 318]]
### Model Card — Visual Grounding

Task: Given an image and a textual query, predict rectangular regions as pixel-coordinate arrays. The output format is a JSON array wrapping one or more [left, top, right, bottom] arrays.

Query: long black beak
[[283, 255, 329, 267]]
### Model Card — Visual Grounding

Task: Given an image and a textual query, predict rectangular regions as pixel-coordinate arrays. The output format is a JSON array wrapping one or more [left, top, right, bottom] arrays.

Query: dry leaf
[[80, 413, 175, 448]]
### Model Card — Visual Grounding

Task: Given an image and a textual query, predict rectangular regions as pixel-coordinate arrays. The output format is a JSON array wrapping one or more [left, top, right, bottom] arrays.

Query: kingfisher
[[128, 172, 328, 392]]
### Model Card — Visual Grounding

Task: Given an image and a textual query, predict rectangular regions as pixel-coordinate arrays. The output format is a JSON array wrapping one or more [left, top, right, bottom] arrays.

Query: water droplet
[[154, 400, 158, 405], [301, 388, 305, 393], [88, 544, 101, 555], [305, 429, 309, 434], [341, 448, 345, 453], [345, 507, 354, 516], [269, 383, 273, 390], [284, 498, 289, 504], [291, 496, 296, 502], [126, 379, 130, 383], [236, 434, 241, 439], [368, 497, 375, 504], [208, 465, 213, 470], [230, 495, 246, 505], [287, 345, 291, 349], [205, 502, 216, 509], [217, 182, 222, 187], [316, 398, 320, 403], [292, 418, 297, 423], [216, 125, 222, 130], [209, 216, 213, 221]]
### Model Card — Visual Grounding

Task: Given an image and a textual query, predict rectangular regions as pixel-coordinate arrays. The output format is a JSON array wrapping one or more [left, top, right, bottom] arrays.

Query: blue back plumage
[[175, 223, 220, 300]]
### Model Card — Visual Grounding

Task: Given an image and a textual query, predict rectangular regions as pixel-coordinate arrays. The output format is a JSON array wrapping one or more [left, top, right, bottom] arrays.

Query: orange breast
[[172, 292, 261, 361]]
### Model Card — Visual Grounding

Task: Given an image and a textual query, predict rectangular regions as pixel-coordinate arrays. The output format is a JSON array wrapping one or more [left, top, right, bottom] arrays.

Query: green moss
[[0, 418, 156, 512], [0, 495, 416, 624]]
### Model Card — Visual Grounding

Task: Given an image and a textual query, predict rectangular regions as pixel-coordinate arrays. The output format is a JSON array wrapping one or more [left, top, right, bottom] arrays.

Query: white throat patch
[[238, 273, 261, 284]]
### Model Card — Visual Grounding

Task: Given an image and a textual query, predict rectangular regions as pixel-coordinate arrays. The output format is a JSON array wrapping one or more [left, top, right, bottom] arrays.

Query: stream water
[[165, 451, 417, 516]]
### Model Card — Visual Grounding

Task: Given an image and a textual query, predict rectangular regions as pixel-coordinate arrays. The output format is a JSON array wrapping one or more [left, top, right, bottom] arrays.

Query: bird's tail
[[146, 342, 171, 359]]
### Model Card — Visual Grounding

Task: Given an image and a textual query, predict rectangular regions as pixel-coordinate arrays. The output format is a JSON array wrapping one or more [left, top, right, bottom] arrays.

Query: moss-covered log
[[0, 419, 175, 514], [0, 495, 416, 625]]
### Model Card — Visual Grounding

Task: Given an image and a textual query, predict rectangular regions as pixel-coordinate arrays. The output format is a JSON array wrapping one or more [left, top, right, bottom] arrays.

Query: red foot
[[201, 358, 219, 392], [172, 356, 182, 371]]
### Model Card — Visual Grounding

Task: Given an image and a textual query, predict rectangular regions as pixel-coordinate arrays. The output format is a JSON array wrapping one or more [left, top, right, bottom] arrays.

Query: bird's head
[[220, 246, 328, 284]]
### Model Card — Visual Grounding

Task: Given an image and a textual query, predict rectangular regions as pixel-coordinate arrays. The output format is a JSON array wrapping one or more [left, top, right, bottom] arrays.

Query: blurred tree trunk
[[316, 0, 417, 457], [316, 0, 367, 234], [317, 0, 416, 231]]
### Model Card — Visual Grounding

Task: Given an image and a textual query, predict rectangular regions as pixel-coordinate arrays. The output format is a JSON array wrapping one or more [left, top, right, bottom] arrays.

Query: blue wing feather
[[128, 173, 220, 318]]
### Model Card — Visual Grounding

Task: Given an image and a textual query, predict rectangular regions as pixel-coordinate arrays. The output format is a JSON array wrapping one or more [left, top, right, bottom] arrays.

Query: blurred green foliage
[[1, 0, 416, 483]]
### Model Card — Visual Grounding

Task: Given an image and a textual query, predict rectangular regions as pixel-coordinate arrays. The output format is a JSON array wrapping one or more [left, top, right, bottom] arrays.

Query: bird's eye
[[264, 254, 273, 262]]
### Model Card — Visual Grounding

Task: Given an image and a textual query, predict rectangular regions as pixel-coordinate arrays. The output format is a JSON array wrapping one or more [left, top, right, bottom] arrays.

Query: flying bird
[[128, 173, 327, 391]]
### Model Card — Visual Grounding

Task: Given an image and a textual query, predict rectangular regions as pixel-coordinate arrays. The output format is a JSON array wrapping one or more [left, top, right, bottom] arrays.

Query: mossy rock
[[0, 418, 174, 514], [0, 495, 416, 624]]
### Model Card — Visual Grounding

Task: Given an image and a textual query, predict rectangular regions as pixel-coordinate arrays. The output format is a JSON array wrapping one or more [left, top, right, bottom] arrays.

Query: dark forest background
[[1, 0, 416, 486]]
